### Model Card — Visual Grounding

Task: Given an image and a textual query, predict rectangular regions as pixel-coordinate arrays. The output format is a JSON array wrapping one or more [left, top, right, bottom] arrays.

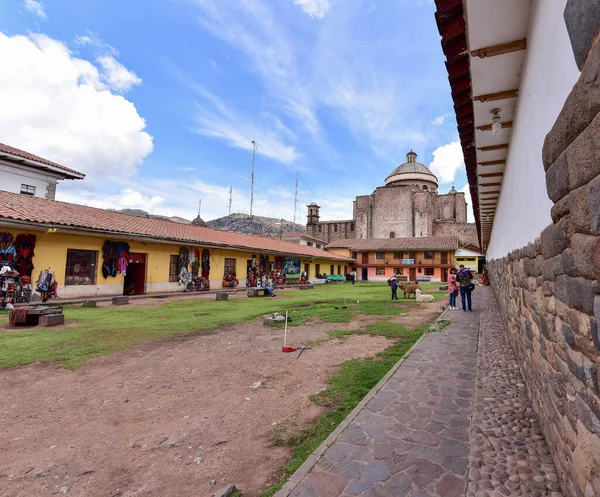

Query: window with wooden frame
[[424, 268, 435, 276], [376, 268, 386, 275], [65, 249, 98, 285], [224, 257, 236, 277], [20, 184, 36, 196], [337, 265, 341, 275], [330, 264, 334, 274], [394, 268, 404, 275], [375, 252, 385, 260], [424, 251, 434, 259], [307, 241, 313, 246], [169, 255, 179, 282], [393, 252, 400, 259]]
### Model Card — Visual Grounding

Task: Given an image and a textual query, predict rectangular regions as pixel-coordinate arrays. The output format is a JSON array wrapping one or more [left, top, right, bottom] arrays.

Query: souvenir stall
[[247, 254, 283, 288], [179, 248, 210, 292], [0, 232, 36, 306], [222, 270, 239, 288]]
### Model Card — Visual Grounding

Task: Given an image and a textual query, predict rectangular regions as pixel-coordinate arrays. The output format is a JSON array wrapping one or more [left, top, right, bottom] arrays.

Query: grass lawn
[[0, 282, 446, 369]]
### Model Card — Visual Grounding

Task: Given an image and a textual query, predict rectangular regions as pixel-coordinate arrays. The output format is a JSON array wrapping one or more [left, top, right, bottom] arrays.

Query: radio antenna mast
[[250, 140, 256, 219], [228, 186, 232, 216], [293, 171, 299, 225]]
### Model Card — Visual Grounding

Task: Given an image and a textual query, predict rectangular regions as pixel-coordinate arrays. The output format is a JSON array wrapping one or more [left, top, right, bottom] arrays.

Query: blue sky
[[0, 0, 471, 222]]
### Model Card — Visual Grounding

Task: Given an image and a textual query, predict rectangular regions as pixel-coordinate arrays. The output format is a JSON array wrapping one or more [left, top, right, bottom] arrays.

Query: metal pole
[[228, 186, 232, 216], [250, 140, 256, 219], [293, 171, 299, 225]]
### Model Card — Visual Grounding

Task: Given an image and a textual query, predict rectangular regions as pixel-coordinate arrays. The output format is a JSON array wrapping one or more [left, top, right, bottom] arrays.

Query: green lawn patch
[[0, 282, 443, 369]]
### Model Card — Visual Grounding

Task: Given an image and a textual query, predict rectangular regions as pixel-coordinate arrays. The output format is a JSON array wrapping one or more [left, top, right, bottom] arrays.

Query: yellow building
[[0, 191, 352, 298]]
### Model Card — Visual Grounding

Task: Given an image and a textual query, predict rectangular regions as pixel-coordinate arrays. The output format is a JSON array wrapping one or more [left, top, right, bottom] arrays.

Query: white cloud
[[428, 141, 464, 184], [191, 85, 299, 164], [431, 114, 448, 126], [23, 0, 46, 19], [187, 0, 319, 135], [97, 55, 141, 92], [0, 32, 153, 180], [461, 183, 475, 223], [294, 0, 330, 18]]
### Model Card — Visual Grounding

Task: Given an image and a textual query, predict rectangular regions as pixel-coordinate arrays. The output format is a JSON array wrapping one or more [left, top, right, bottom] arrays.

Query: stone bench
[[439, 285, 449, 291], [81, 300, 97, 307], [299, 284, 314, 290], [112, 296, 129, 306], [11, 306, 64, 327], [247, 288, 267, 298], [215, 292, 229, 301]]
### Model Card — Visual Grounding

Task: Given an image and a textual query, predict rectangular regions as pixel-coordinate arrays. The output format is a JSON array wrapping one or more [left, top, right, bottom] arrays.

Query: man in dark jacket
[[456, 265, 473, 311], [389, 277, 399, 300]]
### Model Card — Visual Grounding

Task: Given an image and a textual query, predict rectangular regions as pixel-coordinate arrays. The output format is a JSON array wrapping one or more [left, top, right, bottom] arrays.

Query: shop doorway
[[441, 268, 448, 283], [478, 257, 486, 274], [123, 253, 146, 295], [315, 263, 321, 277], [409, 268, 417, 281], [304, 263, 310, 278], [361, 268, 368, 281]]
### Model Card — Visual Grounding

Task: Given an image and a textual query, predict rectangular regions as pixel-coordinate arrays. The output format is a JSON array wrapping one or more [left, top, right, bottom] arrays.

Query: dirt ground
[[0, 296, 443, 497]]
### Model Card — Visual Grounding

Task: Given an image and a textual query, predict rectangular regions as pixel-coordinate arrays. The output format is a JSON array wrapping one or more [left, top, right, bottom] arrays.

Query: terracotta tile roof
[[326, 236, 460, 251], [263, 231, 328, 244], [0, 143, 85, 179], [0, 191, 352, 261]]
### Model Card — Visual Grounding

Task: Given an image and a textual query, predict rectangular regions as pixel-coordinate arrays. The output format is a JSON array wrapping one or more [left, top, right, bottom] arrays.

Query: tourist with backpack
[[456, 264, 474, 311]]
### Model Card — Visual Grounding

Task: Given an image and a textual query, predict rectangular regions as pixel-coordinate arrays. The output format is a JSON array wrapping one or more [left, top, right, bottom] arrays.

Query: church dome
[[385, 150, 438, 188]]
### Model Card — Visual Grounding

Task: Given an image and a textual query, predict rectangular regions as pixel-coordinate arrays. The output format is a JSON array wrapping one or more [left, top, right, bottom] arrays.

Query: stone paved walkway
[[275, 288, 563, 497]]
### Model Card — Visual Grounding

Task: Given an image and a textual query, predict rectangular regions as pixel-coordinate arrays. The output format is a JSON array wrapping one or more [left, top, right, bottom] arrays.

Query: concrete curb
[[274, 303, 452, 497]]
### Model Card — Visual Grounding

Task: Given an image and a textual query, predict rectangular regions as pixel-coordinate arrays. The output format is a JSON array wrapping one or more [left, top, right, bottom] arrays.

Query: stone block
[[112, 296, 129, 305], [215, 292, 229, 301], [543, 38, 600, 169], [588, 174, 600, 234], [564, 112, 600, 191], [81, 300, 97, 307], [541, 222, 569, 259], [39, 314, 64, 327], [572, 234, 600, 280], [542, 280, 555, 297], [591, 317, 600, 353], [566, 345, 599, 394], [546, 152, 571, 202], [564, 0, 600, 69], [556, 275, 572, 306], [213, 484, 237, 497]]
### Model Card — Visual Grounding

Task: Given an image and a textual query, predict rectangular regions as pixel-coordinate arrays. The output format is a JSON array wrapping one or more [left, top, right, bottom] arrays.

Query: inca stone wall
[[487, 35, 600, 497]]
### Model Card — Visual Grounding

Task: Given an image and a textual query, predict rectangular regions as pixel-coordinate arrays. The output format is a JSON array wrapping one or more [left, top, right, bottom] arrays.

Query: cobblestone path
[[467, 290, 562, 497], [275, 287, 565, 497]]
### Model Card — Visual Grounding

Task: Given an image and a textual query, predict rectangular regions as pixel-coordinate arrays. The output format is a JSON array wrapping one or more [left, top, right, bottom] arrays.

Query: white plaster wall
[[0, 167, 51, 198], [487, 0, 580, 260]]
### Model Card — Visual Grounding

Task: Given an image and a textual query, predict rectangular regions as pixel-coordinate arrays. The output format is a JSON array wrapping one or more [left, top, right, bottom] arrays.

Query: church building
[[307, 151, 478, 248]]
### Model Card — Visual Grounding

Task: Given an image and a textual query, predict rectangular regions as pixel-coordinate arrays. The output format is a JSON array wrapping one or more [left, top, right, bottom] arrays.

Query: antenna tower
[[293, 171, 299, 225], [228, 186, 232, 216], [197, 198, 201, 217], [250, 140, 256, 219]]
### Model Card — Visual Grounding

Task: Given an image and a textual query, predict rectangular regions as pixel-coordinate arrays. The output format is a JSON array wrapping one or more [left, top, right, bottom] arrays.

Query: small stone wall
[[487, 36, 600, 497]]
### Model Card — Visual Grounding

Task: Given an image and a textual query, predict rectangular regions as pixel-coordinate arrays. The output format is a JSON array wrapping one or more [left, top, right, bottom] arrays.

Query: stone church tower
[[307, 151, 477, 247]]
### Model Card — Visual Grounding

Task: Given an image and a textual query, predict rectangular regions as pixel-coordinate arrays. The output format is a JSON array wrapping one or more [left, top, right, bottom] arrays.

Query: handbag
[[468, 283, 475, 291]]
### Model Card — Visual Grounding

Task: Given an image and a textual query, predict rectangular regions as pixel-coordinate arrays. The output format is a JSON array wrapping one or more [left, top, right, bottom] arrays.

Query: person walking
[[448, 267, 458, 309], [351, 271, 356, 285], [457, 264, 473, 311], [390, 277, 399, 300]]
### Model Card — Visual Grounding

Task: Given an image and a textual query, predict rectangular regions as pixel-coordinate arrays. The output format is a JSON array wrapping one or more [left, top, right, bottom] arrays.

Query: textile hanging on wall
[[36, 269, 57, 303], [102, 240, 130, 278], [201, 249, 210, 279], [0, 232, 17, 264], [14, 234, 36, 277]]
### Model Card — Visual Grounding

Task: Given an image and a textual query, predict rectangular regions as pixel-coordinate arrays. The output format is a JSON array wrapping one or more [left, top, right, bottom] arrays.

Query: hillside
[[118, 209, 191, 225], [117, 209, 305, 235], [207, 213, 306, 235]]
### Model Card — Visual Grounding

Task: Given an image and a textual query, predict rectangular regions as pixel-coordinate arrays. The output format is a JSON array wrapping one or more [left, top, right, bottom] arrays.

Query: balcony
[[359, 257, 453, 266]]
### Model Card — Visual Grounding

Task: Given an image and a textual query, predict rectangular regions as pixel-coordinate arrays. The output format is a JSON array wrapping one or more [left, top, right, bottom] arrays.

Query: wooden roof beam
[[479, 172, 503, 178], [480, 182, 502, 187], [478, 144, 508, 152], [471, 39, 527, 58], [474, 89, 518, 103], [478, 160, 505, 166]]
